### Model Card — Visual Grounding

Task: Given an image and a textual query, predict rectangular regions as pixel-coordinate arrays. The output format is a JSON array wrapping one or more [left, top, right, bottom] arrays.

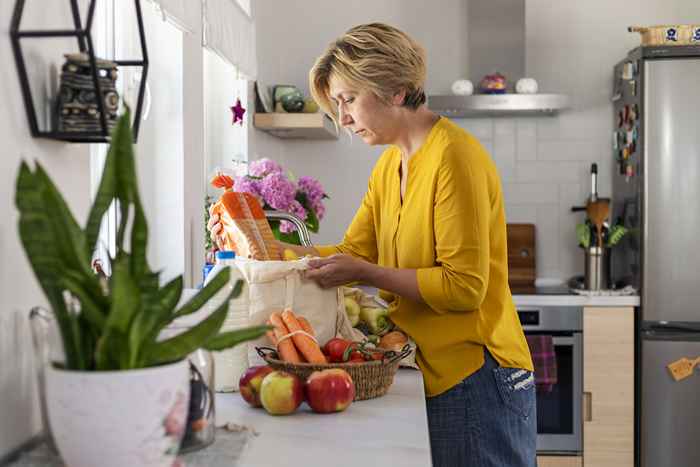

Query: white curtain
[[202, 0, 257, 79], [145, 0, 198, 34]]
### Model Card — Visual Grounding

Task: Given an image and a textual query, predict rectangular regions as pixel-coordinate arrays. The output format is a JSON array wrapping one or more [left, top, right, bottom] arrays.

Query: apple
[[260, 371, 304, 415], [305, 369, 355, 414], [239, 365, 275, 407]]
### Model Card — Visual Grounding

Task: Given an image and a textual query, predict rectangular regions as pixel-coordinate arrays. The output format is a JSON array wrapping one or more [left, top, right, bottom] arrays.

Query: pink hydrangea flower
[[248, 158, 283, 178]]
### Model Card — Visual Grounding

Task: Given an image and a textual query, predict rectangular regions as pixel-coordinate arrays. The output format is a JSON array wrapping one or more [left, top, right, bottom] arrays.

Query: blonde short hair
[[309, 23, 427, 124]]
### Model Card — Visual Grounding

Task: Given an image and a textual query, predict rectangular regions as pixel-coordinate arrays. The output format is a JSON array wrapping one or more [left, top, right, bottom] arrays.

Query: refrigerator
[[611, 45, 700, 467]]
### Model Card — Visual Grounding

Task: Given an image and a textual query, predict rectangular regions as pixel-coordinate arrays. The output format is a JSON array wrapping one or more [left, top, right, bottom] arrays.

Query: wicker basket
[[629, 25, 700, 46], [256, 345, 413, 401]]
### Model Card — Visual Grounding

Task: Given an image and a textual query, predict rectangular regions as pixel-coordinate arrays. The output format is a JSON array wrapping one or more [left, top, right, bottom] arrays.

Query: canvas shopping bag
[[234, 257, 362, 367]]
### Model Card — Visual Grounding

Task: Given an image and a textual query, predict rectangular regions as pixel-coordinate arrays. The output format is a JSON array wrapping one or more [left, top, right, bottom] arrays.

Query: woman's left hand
[[304, 254, 373, 288]]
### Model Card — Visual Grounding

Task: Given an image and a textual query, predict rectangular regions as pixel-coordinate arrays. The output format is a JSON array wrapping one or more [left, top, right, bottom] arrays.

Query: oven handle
[[551, 336, 575, 346]]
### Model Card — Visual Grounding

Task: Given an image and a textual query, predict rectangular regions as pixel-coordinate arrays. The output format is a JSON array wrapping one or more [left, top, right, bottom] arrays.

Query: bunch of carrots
[[266, 309, 327, 364]]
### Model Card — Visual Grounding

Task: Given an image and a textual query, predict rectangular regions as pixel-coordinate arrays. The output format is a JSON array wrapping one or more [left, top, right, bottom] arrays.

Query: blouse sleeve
[[315, 174, 379, 264], [416, 144, 492, 313]]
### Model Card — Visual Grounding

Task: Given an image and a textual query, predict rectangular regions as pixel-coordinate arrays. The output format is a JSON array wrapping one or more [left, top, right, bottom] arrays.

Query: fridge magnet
[[630, 80, 637, 97], [617, 110, 624, 128], [667, 356, 700, 382], [230, 98, 246, 126], [692, 26, 700, 43], [613, 131, 619, 150]]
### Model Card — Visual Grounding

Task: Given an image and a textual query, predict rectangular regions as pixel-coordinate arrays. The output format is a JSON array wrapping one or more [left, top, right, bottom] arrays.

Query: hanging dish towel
[[525, 334, 558, 393]]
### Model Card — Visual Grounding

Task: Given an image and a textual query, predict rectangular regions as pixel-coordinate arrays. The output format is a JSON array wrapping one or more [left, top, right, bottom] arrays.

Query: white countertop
[[512, 294, 640, 307], [215, 368, 432, 467]]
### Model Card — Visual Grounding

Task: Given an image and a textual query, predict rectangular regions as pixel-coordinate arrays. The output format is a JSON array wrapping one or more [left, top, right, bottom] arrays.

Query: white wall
[[0, 1, 92, 458], [253, 0, 700, 281]]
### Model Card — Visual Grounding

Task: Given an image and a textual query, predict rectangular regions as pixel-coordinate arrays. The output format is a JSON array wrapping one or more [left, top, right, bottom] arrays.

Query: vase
[[45, 359, 190, 467]]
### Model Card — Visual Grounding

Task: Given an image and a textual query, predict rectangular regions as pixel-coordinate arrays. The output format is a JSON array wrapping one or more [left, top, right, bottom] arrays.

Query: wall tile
[[455, 118, 493, 140], [504, 183, 559, 205], [516, 161, 582, 183], [493, 120, 516, 182], [536, 205, 561, 278], [516, 119, 537, 161]]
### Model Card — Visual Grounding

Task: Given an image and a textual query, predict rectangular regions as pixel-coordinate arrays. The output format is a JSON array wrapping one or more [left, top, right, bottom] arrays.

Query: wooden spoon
[[587, 200, 610, 247]]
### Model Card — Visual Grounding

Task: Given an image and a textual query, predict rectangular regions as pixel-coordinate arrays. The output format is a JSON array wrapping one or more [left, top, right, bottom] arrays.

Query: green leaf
[[171, 267, 231, 320], [576, 223, 591, 248], [33, 164, 93, 279], [59, 273, 107, 330], [15, 162, 82, 369], [607, 224, 628, 246], [202, 325, 272, 351], [129, 276, 183, 367], [296, 192, 319, 233], [144, 289, 234, 366], [96, 254, 141, 369]]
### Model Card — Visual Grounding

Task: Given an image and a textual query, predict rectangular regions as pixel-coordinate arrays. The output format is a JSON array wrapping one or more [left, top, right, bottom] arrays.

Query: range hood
[[428, 0, 569, 117]]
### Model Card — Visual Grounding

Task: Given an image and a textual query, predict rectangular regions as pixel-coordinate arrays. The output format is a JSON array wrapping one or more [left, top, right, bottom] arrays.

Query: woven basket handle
[[256, 346, 278, 360], [387, 344, 413, 364]]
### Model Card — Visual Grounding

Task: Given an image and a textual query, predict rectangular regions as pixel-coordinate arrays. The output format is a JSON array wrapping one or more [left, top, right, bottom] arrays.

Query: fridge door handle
[[582, 391, 593, 422]]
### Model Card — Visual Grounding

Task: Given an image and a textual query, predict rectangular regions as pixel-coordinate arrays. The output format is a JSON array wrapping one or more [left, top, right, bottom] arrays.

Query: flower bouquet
[[233, 158, 328, 245]]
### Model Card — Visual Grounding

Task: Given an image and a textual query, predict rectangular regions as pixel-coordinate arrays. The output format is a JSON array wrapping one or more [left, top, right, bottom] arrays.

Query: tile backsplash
[[455, 115, 611, 281]]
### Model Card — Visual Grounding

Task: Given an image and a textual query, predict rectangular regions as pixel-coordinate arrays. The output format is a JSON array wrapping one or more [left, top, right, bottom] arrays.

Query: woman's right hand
[[207, 204, 224, 250]]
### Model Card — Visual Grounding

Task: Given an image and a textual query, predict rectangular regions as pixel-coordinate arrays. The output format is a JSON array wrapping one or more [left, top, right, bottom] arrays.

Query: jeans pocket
[[492, 367, 536, 421]]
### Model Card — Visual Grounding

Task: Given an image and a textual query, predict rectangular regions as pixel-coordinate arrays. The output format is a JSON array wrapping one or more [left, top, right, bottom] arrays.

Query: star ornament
[[230, 98, 246, 126]]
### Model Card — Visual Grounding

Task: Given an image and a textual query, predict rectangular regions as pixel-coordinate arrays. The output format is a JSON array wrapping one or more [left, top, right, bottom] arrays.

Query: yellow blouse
[[317, 117, 533, 396]]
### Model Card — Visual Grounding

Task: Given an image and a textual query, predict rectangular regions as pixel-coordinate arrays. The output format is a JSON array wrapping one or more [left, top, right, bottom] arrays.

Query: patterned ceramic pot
[[45, 360, 190, 467]]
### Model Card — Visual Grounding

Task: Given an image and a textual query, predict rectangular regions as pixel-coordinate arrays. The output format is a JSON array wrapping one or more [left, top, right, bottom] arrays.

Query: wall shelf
[[253, 113, 338, 140], [10, 0, 148, 143]]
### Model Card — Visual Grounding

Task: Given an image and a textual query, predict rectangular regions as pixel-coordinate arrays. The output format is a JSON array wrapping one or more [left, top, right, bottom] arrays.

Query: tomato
[[323, 338, 352, 363], [348, 352, 365, 363]]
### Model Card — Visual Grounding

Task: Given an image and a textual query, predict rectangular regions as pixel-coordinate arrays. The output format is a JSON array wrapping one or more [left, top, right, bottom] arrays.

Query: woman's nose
[[339, 107, 352, 127]]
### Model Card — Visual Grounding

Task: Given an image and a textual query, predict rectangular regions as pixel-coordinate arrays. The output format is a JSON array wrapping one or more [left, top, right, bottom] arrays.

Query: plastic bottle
[[204, 251, 250, 392]]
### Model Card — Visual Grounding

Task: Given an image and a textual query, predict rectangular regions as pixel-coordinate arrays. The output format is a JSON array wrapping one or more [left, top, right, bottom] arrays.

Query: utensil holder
[[584, 247, 611, 290]]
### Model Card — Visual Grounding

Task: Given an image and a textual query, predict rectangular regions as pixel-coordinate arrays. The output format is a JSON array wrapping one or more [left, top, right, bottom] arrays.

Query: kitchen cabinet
[[537, 456, 582, 467], [253, 113, 338, 140], [582, 307, 634, 467]]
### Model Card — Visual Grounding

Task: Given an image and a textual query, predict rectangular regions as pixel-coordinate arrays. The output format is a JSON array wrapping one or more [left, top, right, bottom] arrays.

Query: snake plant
[[15, 108, 269, 371]]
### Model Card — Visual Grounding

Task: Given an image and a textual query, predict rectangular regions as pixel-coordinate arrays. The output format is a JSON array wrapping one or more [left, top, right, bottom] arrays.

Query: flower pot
[[45, 359, 190, 467]]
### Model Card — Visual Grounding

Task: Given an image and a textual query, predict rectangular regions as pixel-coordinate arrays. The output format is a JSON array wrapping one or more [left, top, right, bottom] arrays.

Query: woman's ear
[[392, 89, 407, 106]]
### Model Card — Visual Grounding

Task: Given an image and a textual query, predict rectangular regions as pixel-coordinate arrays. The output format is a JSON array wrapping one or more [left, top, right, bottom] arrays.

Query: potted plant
[[15, 108, 269, 467]]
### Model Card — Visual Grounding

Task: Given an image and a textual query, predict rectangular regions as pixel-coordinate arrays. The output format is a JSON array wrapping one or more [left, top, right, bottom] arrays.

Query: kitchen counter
[[513, 294, 640, 307], [215, 368, 432, 467], [6, 369, 432, 467]]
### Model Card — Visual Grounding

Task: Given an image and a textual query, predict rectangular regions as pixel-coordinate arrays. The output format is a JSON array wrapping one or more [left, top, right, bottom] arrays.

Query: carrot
[[281, 309, 327, 364], [269, 312, 302, 363], [298, 316, 315, 337], [265, 319, 278, 346]]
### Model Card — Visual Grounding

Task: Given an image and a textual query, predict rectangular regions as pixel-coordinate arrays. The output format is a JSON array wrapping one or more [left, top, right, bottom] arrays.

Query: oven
[[518, 306, 583, 454]]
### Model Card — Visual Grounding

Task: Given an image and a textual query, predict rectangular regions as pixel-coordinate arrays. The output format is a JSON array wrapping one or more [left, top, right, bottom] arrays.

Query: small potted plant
[[15, 109, 269, 467]]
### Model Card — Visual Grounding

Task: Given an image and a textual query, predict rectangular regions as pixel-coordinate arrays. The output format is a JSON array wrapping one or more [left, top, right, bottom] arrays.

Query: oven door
[[533, 332, 583, 454]]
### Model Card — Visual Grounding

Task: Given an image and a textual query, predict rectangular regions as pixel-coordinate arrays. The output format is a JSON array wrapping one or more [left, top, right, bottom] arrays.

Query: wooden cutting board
[[507, 224, 536, 289]]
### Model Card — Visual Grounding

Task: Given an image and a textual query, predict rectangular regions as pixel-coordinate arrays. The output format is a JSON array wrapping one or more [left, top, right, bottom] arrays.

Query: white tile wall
[[463, 117, 595, 281]]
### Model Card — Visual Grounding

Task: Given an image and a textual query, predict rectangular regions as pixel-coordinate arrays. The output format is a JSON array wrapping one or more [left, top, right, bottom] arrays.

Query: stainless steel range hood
[[428, 0, 569, 118]]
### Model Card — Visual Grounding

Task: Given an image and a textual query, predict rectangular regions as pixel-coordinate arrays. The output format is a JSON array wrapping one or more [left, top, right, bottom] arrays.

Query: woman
[[211, 22, 536, 467]]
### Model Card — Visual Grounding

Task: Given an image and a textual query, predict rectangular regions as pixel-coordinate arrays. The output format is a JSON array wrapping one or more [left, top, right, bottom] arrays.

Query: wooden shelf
[[253, 113, 338, 140]]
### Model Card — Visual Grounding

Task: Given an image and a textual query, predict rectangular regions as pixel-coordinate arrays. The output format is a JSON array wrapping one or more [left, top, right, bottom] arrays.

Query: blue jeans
[[426, 349, 537, 467]]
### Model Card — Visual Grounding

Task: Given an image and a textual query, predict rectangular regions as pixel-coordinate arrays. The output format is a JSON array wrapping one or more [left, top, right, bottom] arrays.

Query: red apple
[[239, 365, 275, 407], [305, 369, 355, 414], [260, 371, 304, 415]]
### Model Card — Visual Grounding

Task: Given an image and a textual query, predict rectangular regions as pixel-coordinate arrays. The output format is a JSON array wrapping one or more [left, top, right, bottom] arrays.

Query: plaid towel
[[525, 335, 558, 393]]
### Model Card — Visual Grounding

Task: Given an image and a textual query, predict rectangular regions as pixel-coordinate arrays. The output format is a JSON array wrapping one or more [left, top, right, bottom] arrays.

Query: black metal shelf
[[10, 0, 149, 143]]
